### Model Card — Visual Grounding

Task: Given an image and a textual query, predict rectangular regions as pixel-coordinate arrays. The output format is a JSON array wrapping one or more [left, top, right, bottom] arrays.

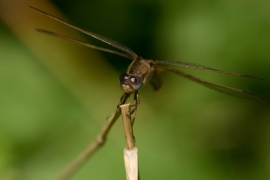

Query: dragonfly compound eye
[[118, 73, 129, 84], [128, 75, 142, 90]]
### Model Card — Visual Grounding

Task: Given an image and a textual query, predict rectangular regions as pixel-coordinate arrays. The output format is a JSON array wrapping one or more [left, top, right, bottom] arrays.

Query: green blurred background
[[0, 0, 270, 179]]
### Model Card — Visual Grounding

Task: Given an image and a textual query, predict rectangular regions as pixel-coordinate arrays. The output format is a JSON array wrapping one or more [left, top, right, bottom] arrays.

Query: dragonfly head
[[118, 73, 142, 94]]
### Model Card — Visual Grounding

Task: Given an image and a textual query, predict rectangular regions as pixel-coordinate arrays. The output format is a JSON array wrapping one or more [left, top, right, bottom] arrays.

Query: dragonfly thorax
[[127, 59, 155, 85]]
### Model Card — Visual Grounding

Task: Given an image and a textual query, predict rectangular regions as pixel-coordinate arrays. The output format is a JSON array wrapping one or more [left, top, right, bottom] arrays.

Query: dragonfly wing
[[35, 29, 133, 59], [155, 60, 264, 80], [29, 6, 138, 60], [157, 66, 264, 103]]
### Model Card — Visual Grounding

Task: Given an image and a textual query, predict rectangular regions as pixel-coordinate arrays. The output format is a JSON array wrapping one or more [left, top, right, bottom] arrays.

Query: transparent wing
[[157, 66, 264, 103], [35, 29, 133, 59], [155, 60, 264, 80], [29, 6, 138, 60]]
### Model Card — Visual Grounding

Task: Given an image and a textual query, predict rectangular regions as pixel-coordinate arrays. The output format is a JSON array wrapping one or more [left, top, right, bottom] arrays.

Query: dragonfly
[[30, 6, 264, 108]]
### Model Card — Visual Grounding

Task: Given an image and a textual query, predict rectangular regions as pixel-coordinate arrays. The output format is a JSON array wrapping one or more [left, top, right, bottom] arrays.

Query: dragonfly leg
[[118, 93, 130, 108], [130, 91, 140, 125]]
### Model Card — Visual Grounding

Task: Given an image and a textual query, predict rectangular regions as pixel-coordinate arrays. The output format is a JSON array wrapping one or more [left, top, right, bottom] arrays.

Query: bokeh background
[[0, 0, 270, 179]]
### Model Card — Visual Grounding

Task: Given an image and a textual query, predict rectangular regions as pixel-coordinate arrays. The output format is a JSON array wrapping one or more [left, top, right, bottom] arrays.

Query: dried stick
[[120, 104, 138, 180], [53, 93, 130, 180], [53, 107, 121, 180]]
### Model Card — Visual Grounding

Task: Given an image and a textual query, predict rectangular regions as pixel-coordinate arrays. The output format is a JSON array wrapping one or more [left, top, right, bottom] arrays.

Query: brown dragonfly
[[30, 6, 264, 106]]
